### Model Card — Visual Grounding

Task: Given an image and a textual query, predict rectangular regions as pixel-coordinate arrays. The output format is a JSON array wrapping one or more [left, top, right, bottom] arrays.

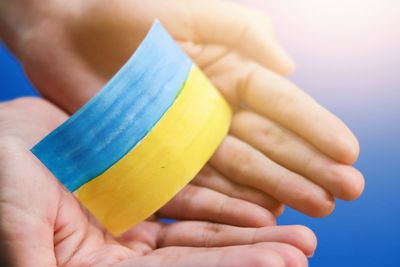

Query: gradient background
[[1, 0, 399, 266]]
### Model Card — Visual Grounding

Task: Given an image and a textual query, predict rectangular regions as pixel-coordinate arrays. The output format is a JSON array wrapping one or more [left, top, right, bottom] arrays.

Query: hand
[[0, 97, 316, 267], [0, 0, 364, 217]]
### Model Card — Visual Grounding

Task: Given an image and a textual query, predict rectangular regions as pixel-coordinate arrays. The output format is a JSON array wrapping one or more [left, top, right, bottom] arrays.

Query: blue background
[[1, 1, 399, 265]]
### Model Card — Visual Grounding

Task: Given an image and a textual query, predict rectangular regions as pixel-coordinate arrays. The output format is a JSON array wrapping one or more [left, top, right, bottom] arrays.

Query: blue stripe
[[31, 20, 192, 192]]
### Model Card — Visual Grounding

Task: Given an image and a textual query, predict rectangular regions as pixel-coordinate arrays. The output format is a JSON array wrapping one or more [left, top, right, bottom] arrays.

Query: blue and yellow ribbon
[[32, 20, 231, 235]]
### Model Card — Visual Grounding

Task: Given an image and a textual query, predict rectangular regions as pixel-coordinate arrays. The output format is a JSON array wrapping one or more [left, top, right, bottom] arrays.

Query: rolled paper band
[[31, 21, 191, 191], [75, 66, 231, 235], [31, 20, 231, 235]]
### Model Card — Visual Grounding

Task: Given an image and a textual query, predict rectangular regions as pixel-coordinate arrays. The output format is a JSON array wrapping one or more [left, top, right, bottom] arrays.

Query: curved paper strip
[[31, 21, 191, 191], [75, 66, 232, 235]]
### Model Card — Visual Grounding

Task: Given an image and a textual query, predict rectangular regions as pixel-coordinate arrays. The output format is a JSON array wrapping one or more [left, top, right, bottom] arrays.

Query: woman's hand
[[0, 0, 364, 217], [0, 97, 316, 267]]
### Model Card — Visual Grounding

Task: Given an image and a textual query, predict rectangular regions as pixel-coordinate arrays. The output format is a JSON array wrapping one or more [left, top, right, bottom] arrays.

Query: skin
[[0, 0, 365, 218], [0, 97, 317, 267], [0, 0, 365, 265]]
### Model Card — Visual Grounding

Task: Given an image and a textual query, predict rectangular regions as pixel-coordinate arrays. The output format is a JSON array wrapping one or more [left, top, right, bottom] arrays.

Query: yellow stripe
[[75, 66, 231, 235]]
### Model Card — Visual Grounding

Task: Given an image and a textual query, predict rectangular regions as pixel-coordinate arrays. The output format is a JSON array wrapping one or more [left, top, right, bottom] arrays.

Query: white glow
[[231, 0, 400, 106], [233, 0, 400, 53]]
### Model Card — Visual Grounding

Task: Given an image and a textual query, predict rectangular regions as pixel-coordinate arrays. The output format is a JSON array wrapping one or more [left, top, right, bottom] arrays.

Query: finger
[[192, 165, 284, 216], [158, 221, 316, 256], [115, 244, 287, 267], [231, 111, 365, 200], [157, 184, 276, 227], [181, 0, 295, 74], [210, 136, 335, 217], [153, 242, 308, 267], [118, 221, 316, 258], [216, 60, 359, 164]]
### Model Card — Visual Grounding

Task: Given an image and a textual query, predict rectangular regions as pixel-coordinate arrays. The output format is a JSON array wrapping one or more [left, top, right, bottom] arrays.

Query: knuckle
[[216, 195, 231, 219], [273, 91, 297, 119], [227, 147, 253, 177], [264, 125, 288, 157], [180, 185, 201, 203], [303, 153, 319, 178], [237, 61, 259, 99], [201, 222, 222, 247]]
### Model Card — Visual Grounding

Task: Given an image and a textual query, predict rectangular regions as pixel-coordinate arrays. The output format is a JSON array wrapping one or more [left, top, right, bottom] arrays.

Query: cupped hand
[[0, 97, 316, 267], [2, 0, 364, 217]]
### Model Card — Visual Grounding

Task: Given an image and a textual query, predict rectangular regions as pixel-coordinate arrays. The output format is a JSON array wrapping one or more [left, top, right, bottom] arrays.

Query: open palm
[[0, 98, 316, 267]]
